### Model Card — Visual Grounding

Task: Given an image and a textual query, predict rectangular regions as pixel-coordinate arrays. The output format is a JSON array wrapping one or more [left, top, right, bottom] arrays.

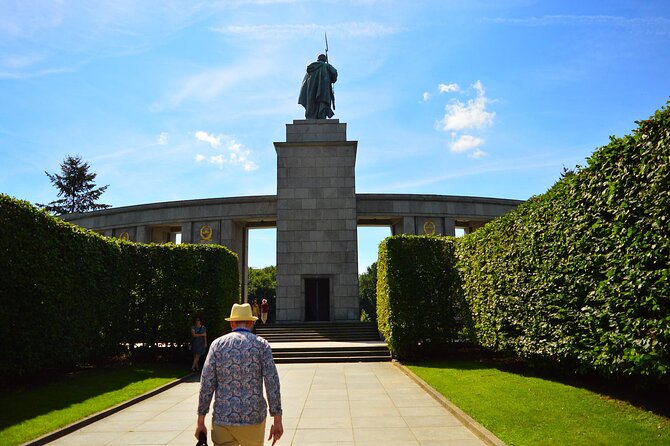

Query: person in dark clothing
[[191, 317, 207, 371]]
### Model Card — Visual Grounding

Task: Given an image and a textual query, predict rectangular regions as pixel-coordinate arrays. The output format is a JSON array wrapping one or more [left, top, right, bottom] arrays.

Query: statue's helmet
[[317, 54, 327, 61]]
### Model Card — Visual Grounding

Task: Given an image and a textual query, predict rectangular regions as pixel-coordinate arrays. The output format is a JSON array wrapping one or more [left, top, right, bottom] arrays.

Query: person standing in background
[[251, 299, 260, 325], [261, 299, 269, 324], [191, 317, 207, 372]]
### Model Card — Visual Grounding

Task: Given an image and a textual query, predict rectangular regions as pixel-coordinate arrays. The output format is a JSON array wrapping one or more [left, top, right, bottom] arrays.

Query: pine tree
[[38, 155, 110, 215]]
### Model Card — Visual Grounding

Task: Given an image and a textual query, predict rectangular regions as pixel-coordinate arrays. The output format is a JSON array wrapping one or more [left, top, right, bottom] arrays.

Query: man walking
[[195, 303, 283, 446]]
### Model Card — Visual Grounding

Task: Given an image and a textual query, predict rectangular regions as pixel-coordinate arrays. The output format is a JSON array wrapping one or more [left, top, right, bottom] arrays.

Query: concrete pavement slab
[[49, 362, 492, 445]]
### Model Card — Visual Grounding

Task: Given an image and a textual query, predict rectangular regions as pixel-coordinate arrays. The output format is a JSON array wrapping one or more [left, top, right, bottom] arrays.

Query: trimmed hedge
[[123, 242, 239, 349], [375, 102, 669, 382], [0, 195, 239, 379], [456, 103, 670, 380], [376, 235, 470, 359]]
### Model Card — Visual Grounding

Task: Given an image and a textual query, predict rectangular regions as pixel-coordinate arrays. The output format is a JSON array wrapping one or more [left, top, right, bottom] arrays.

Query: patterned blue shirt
[[197, 329, 282, 426]]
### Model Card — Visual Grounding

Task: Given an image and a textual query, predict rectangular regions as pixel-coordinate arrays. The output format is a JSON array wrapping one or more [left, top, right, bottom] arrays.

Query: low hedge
[[0, 195, 239, 379], [377, 235, 470, 359]]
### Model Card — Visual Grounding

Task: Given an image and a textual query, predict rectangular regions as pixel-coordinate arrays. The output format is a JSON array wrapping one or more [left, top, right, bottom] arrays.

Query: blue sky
[[2, 1, 669, 271]]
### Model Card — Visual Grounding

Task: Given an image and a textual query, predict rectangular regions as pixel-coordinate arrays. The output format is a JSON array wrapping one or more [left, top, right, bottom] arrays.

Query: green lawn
[[0, 363, 188, 446], [407, 360, 669, 446]]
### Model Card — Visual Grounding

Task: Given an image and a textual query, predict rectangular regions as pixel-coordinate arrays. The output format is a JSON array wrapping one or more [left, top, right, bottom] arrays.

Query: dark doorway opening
[[305, 278, 330, 321]]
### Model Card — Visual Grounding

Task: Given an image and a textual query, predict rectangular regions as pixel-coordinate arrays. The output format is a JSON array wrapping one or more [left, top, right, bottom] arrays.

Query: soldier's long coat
[[298, 61, 338, 119]]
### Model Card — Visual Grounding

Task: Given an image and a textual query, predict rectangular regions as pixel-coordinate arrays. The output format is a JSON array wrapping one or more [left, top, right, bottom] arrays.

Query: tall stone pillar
[[444, 218, 456, 236], [220, 220, 247, 302], [274, 120, 359, 322], [135, 225, 150, 243], [181, 222, 193, 244]]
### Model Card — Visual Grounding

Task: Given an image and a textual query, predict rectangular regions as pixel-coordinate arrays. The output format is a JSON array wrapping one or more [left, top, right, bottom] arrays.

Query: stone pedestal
[[274, 120, 359, 322]]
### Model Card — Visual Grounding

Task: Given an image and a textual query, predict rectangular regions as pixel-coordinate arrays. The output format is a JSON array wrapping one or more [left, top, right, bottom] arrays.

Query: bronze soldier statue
[[298, 54, 338, 119]]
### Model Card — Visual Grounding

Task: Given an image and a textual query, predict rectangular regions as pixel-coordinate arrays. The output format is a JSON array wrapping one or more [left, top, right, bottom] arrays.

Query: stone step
[[269, 341, 392, 364], [260, 333, 381, 340], [272, 351, 392, 363], [274, 352, 390, 360], [256, 327, 380, 332], [266, 339, 384, 345], [258, 323, 390, 363], [255, 322, 378, 330], [255, 323, 380, 336], [256, 331, 381, 343], [272, 346, 389, 354], [273, 355, 391, 364], [255, 322, 378, 326], [258, 333, 380, 342], [259, 333, 380, 339]]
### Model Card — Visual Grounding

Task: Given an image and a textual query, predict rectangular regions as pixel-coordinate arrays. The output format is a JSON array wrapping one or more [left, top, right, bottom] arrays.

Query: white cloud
[[438, 83, 460, 93], [485, 15, 670, 34], [449, 134, 485, 153], [243, 161, 259, 171], [194, 131, 259, 171], [472, 80, 485, 96], [210, 154, 226, 168], [173, 68, 244, 108], [153, 57, 274, 110], [422, 92, 430, 102], [436, 81, 496, 158], [0, 2, 213, 79], [440, 81, 495, 131], [469, 148, 487, 159], [211, 22, 399, 39], [383, 154, 569, 192], [0, 66, 75, 80], [195, 130, 221, 147], [3, 53, 46, 69], [157, 132, 168, 145]]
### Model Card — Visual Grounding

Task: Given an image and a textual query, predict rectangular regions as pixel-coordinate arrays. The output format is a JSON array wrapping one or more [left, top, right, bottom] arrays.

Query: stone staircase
[[254, 322, 392, 363]]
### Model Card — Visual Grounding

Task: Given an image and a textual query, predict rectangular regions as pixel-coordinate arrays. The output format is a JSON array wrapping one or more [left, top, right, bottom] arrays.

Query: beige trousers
[[211, 420, 266, 446]]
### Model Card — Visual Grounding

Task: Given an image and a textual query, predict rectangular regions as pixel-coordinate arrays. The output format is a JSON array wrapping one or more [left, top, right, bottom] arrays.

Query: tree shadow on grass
[[408, 348, 670, 420], [0, 363, 187, 431]]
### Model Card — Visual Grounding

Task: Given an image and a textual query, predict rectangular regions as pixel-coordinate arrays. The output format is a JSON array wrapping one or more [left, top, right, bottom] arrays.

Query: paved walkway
[[51, 362, 485, 446]]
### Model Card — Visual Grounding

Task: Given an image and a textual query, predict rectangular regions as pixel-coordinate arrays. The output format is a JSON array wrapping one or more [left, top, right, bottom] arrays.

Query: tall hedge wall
[[377, 235, 470, 359], [375, 103, 669, 382], [0, 195, 239, 379], [456, 104, 669, 380]]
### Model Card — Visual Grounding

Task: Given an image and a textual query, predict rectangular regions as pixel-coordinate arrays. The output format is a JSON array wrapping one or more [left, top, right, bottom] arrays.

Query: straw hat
[[225, 303, 258, 321]]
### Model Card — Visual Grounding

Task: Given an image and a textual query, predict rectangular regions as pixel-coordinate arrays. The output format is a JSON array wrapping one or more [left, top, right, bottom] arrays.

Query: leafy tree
[[359, 262, 377, 322], [38, 155, 110, 215], [248, 266, 276, 323]]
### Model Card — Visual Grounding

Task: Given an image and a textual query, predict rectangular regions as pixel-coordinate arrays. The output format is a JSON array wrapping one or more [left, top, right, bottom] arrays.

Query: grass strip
[[0, 363, 187, 446], [407, 360, 669, 446]]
